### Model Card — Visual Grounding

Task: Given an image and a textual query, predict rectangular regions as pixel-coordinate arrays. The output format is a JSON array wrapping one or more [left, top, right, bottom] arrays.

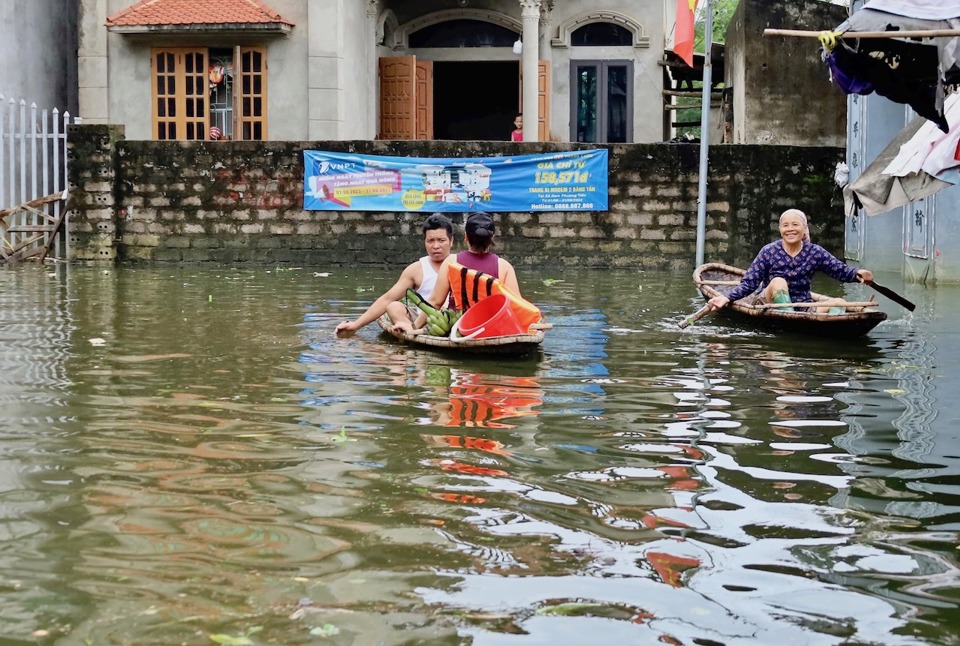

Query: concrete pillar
[[77, 0, 109, 124], [307, 0, 344, 139], [520, 0, 541, 142], [66, 124, 124, 262]]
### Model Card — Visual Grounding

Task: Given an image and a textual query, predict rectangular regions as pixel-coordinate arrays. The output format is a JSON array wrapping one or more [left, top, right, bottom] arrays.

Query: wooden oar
[[529, 322, 554, 330], [867, 281, 916, 312], [677, 304, 712, 329]]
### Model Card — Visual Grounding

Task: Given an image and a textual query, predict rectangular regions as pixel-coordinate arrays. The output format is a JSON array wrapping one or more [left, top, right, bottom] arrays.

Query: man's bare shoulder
[[400, 257, 425, 285]]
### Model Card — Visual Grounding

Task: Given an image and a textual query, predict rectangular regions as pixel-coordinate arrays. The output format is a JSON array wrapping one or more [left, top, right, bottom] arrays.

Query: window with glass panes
[[152, 46, 267, 141]]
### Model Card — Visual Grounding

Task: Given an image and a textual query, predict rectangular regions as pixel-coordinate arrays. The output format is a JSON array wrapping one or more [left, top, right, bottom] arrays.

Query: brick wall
[[67, 125, 846, 269]]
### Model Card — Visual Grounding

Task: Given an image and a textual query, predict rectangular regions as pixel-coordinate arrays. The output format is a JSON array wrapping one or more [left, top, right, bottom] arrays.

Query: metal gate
[[0, 96, 76, 264]]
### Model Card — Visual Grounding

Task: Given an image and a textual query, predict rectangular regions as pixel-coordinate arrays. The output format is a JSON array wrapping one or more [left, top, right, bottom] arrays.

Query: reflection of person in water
[[430, 370, 542, 429], [417, 369, 544, 507]]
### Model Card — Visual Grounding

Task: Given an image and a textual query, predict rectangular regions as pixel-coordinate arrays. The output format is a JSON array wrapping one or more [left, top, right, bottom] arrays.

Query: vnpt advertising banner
[[303, 149, 608, 212]]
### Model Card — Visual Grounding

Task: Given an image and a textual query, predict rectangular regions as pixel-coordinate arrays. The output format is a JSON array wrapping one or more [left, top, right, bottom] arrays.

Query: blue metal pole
[[695, 0, 713, 267]]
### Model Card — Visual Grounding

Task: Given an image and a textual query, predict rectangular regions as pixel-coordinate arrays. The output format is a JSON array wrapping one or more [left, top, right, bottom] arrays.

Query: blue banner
[[303, 149, 608, 212]]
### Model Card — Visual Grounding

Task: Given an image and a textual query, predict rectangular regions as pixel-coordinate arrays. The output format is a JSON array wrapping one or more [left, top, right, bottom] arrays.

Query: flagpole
[[695, 0, 713, 267]]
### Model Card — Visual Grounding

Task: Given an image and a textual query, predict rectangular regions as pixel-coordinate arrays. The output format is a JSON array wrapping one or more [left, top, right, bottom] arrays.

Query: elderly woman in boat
[[707, 209, 874, 314]]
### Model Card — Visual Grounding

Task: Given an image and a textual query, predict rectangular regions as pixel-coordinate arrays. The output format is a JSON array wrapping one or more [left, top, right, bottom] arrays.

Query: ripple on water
[[0, 267, 957, 644]]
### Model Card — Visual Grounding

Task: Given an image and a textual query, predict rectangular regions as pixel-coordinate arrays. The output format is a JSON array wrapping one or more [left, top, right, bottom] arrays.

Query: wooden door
[[415, 60, 434, 140], [379, 56, 417, 140], [519, 60, 552, 141]]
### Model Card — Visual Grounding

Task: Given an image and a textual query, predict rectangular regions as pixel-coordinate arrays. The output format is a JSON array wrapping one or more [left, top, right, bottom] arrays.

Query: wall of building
[[0, 0, 78, 112], [79, 0, 671, 143], [264, 0, 310, 141], [79, 0, 312, 139], [727, 0, 847, 146], [66, 125, 846, 270], [308, 0, 378, 140], [77, 0, 108, 125]]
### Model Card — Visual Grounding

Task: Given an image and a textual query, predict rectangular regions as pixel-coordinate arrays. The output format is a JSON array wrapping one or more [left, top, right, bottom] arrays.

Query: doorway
[[432, 61, 519, 141]]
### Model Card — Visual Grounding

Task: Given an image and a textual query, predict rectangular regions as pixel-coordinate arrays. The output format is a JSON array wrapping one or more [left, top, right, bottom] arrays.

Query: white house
[[77, 0, 684, 144]]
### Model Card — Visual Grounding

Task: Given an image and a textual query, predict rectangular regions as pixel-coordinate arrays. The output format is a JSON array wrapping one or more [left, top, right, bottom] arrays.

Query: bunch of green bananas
[[406, 289, 462, 337]]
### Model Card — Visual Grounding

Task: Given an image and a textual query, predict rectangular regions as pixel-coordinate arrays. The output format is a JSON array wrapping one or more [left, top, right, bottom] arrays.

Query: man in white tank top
[[335, 214, 453, 336], [417, 255, 439, 299]]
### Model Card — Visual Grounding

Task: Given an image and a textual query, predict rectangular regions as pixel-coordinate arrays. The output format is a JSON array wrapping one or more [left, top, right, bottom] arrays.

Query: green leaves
[[209, 627, 262, 645]]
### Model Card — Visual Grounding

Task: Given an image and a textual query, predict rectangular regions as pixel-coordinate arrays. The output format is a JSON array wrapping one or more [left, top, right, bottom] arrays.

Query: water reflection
[[0, 265, 957, 644]]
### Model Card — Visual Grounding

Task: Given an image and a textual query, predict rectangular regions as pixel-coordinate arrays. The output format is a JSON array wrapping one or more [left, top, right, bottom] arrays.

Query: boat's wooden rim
[[376, 314, 545, 348], [693, 262, 886, 321]]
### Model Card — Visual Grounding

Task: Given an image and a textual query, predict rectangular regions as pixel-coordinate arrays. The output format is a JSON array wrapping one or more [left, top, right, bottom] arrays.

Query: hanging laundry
[[824, 0, 960, 132], [825, 38, 950, 131]]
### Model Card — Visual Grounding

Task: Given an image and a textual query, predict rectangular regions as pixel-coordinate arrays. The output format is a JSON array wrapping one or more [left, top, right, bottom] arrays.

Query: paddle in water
[[866, 280, 916, 312], [677, 304, 712, 329]]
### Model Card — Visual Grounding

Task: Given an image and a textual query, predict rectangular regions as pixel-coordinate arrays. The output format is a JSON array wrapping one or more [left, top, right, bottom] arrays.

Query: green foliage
[[695, 0, 739, 47], [695, 0, 840, 47], [673, 0, 740, 140]]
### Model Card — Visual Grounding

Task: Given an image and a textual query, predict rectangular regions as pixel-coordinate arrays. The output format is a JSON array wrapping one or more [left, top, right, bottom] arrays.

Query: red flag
[[675, 0, 698, 67]]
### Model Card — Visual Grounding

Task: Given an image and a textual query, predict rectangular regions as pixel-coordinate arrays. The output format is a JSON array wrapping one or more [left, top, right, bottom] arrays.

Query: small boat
[[377, 314, 547, 357], [692, 263, 887, 338]]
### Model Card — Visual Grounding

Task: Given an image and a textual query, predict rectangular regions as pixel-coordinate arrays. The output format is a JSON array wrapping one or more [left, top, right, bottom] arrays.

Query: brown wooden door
[[518, 60, 552, 141], [379, 56, 417, 140], [415, 60, 434, 140]]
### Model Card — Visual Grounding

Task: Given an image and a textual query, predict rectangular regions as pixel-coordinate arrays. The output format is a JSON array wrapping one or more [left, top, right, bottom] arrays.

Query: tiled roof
[[106, 0, 292, 27]]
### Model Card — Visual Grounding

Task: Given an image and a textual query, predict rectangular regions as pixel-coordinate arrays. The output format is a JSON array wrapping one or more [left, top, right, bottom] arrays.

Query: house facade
[[77, 0, 681, 144]]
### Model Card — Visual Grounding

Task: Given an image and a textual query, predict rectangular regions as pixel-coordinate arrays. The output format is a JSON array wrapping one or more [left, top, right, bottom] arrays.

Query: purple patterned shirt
[[726, 241, 860, 303]]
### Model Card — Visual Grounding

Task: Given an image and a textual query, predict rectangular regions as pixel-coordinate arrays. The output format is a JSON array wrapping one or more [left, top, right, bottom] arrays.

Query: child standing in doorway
[[511, 114, 523, 142]]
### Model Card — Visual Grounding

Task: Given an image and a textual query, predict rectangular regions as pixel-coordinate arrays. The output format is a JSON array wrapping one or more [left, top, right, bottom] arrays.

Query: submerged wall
[[66, 125, 846, 270]]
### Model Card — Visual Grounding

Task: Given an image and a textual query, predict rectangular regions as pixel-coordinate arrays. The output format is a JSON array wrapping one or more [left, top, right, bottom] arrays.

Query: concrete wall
[[66, 125, 846, 269], [308, 0, 378, 140], [0, 0, 78, 112], [727, 0, 847, 146]]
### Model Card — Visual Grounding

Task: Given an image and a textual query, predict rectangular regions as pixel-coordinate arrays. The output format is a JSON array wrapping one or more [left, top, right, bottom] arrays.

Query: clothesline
[[764, 28, 960, 39]]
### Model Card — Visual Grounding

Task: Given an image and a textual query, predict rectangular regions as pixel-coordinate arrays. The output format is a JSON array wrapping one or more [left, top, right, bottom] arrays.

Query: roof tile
[[107, 0, 292, 27]]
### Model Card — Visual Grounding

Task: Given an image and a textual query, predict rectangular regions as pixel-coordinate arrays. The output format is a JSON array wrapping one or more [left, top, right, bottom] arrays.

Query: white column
[[520, 0, 541, 142]]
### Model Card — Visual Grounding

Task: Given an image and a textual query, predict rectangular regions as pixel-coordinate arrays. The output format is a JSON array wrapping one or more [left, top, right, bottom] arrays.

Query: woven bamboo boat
[[694, 263, 887, 338], [376, 314, 546, 357]]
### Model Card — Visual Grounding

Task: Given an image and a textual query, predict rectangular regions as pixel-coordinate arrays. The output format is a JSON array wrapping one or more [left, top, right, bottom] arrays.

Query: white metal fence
[[0, 96, 76, 262]]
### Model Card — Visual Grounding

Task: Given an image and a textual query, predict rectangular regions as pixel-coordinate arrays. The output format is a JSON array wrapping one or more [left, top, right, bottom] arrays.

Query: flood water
[[1, 263, 958, 645]]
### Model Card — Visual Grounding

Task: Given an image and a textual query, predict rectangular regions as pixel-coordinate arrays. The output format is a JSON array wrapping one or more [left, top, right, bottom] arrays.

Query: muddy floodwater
[[0, 263, 957, 645]]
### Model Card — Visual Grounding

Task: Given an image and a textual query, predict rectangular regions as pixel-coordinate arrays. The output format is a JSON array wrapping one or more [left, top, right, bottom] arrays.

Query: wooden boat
[[692, 262, 887, 338], [376, 314, 547, 357]]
